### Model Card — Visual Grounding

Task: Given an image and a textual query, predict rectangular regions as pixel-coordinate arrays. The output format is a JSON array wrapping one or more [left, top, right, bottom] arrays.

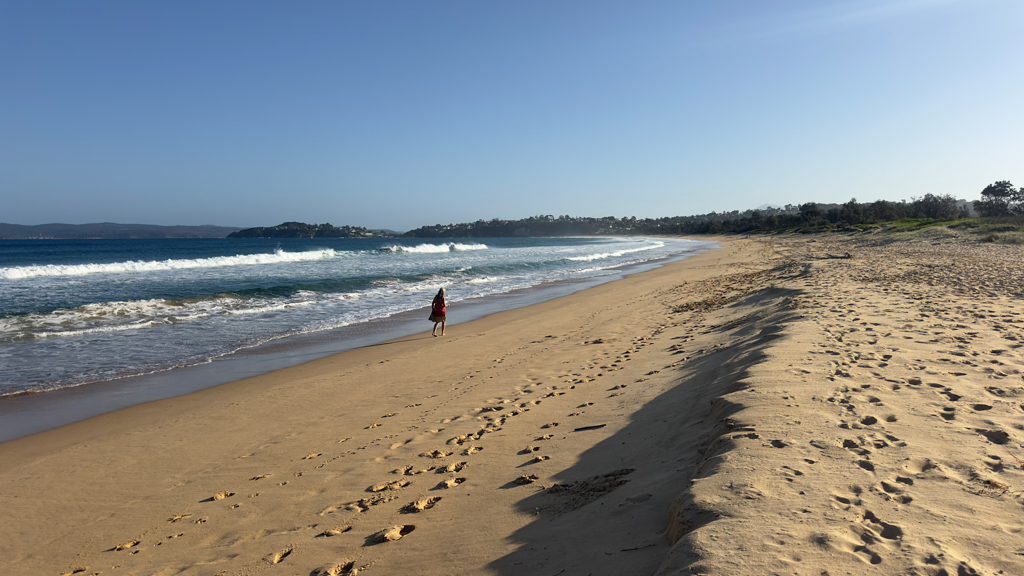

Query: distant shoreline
[[0, 222, 243, 239]]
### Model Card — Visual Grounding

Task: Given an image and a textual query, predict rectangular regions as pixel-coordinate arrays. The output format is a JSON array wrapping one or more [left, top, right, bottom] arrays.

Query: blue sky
[[2, 1, 1021, 230]]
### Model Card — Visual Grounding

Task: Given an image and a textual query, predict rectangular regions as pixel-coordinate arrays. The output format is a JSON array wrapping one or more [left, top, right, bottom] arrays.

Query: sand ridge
[[1, 235, 1022, 576], [660, 236, 1024, 575]]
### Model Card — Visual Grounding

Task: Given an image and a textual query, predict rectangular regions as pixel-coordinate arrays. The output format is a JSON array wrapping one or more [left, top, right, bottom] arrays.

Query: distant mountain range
[[0, 222, 243, 239]]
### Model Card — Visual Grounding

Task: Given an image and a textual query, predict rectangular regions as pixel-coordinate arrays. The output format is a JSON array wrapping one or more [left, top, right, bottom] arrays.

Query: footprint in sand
[[371, 525, 416, 544], [402, 497, 441, 513], [439, 462, 467, 473], [369, 479, 411, 492], [205, 491, 235, 502], [436, 477, 467, 489], [830, 491, 862, 510], [330, 493, 400, 514], [266, 547, 293, 564], [520, 446, 541, 455], [878, 479, 914, 504], [939, 390, 962, 401], [829, 504, 903, 565], [903, 457, 933, 475], [317, 525, 353, 537], [113, 539, 140, 551], [167, 514, 192, 523], [973, 428, 1010, 444], [398, 465, 436, 475], [421, 449, 453, 458], [463, 446, 483, 455], [515, 474, 539, 485], [313, 561, 356, 575], [250, 474, 271, 481], [303, 453, 322, 459]]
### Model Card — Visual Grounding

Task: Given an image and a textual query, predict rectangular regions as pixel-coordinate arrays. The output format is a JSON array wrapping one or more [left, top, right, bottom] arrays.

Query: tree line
[[228, 181, 1021, 239], [404, 182, 1020, 237]]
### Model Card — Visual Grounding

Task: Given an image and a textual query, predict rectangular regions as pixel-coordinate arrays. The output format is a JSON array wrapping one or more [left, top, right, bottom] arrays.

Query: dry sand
[[1, 235, 1023, 576]]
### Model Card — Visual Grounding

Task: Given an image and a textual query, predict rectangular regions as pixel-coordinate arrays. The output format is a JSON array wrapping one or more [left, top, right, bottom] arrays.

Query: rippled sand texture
[[1, 235, 1022, 576]]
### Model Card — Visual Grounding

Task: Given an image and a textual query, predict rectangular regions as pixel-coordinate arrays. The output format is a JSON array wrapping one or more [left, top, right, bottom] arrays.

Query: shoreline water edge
[[0, 236, 716, 442], [2, 235, 1022, 576]]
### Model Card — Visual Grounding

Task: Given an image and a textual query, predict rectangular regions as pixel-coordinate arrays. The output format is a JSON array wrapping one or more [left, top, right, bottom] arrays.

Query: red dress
[[431, 296, 446, 320]]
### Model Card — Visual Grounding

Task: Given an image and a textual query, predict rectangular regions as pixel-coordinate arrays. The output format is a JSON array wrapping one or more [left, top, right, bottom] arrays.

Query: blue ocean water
[[0, 236, 711, 397]]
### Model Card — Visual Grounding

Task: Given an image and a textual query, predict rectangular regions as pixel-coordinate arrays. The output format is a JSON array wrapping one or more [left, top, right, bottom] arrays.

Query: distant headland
[[227, 221, 395, 238], [0, 222, 243, 239]]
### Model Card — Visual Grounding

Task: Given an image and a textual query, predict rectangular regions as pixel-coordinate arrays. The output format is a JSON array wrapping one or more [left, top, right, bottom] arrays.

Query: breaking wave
[[566, 241, 665, 262], [0, 248, 337, 279], [381, 243, 488, 254]]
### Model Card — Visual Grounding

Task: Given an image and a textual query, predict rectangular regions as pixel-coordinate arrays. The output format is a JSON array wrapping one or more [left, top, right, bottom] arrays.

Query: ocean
[[0, 236, 713, 399]]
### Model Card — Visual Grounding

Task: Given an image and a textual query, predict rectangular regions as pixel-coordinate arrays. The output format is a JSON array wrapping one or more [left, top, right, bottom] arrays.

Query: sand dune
[[1, 235, 1021, 576]]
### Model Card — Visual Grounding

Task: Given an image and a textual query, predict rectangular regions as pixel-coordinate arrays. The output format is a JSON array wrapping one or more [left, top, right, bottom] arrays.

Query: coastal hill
[[0, 222, 243, 239], [227, 221, 392, 238], [228, 219, 395, 237]]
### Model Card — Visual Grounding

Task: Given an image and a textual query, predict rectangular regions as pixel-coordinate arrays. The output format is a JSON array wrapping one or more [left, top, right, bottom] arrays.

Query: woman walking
[[430, 288, 448, 336]]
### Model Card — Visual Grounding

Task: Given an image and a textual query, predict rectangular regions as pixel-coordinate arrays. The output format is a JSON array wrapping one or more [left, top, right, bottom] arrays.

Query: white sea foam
[[0, 248, 337, 279], [0, 236, 712, 396], [0, 293, 327, 341], [24, 320, 168, 339], [381, 243, 488, 254], [566, 241, 665, 262]]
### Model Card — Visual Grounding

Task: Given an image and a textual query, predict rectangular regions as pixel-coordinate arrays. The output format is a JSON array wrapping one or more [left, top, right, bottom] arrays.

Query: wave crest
[[566, 241, 665, 262], [0, 248, 337, 280], [381, 243, 488, 254]]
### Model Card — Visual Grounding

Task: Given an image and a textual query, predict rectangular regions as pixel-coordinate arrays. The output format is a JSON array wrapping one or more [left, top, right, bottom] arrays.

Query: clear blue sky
[[2, 1, 1021, 230]]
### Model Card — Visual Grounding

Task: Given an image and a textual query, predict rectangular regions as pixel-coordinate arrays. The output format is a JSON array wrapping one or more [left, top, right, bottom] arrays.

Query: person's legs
[[440, 318, 446, 335], [432, 321, 439, 336]]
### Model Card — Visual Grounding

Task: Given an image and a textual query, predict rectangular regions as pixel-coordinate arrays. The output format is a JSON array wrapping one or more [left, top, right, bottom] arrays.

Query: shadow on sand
[[487, 287, 803, 576]]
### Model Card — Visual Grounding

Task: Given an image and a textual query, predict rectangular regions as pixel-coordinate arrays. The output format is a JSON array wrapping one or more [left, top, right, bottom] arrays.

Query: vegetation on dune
[[228, 181, 1024, 244], [403, 193, 975, 237], [402, 182, 1023, 243], [973, 181, 1024, 217]]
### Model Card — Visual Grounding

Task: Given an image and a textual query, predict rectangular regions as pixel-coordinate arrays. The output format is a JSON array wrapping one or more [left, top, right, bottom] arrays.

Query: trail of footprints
[[79, 249, 792, 575], [88, 331, 666, 576], [781, 237, 1024, 572]]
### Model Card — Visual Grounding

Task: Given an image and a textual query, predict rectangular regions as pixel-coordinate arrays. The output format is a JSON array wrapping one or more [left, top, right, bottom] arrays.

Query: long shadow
[[487, 287, 803, 576]]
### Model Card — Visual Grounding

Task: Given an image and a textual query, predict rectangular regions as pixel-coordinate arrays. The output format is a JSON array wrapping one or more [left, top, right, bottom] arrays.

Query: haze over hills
[[0, 222, 243, 239]]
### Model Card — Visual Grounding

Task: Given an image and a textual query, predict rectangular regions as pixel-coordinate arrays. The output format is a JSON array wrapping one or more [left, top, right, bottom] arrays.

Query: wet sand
[[2, 235, 1022, 576]]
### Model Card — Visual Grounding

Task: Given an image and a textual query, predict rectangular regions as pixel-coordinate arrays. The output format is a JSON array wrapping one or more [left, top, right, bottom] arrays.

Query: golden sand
[[1, 235, 1022, 576]]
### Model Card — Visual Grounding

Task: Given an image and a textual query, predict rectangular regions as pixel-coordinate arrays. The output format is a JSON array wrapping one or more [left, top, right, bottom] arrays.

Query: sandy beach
[[2, 234, 1023, 576]]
